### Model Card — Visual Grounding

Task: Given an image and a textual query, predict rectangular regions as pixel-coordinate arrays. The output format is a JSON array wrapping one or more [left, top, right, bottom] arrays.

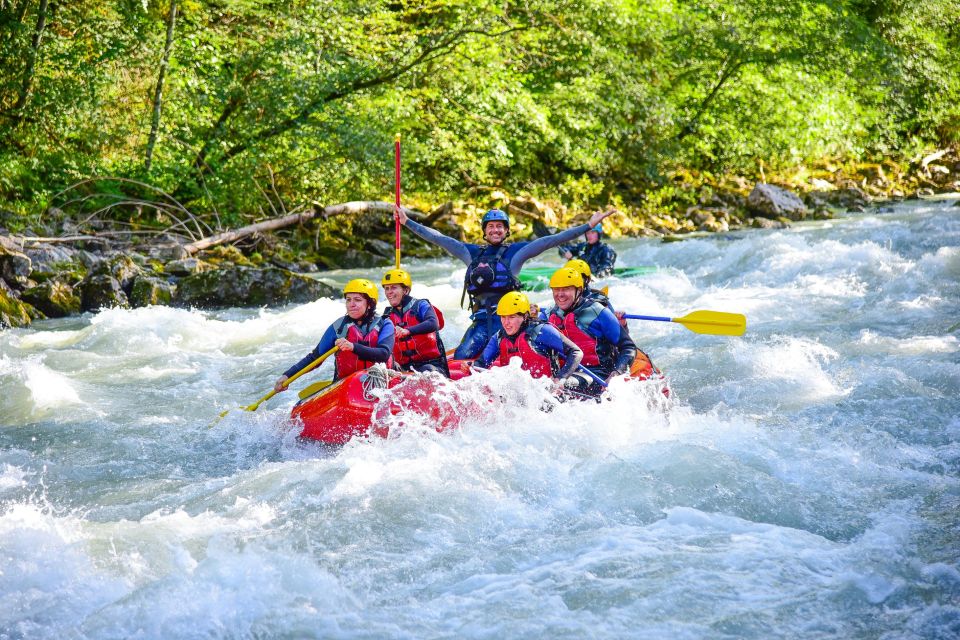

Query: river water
[[1, 200, 958, 639]]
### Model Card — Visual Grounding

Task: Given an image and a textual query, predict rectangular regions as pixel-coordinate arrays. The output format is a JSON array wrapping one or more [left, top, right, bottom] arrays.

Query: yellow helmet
[[381, 268, 412, 288], [496, 291, 531, 316], [343, 278, 378, 301], [549, 267, 584, 289], [564, 258, 592, 280]]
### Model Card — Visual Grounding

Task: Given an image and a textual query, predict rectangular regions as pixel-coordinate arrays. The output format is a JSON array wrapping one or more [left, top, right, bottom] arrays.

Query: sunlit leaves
[[0, 0, 957, 218]]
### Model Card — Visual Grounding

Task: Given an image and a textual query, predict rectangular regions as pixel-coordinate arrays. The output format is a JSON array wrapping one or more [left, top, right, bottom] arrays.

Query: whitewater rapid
[[1, 200, 958, 639]]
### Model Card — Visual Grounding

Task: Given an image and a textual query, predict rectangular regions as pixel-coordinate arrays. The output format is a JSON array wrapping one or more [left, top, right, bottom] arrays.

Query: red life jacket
[[496, 324, 553, 378], [333, 315, 393, 379], [385, 297, 444, 365], [548, 302, 604, 367]]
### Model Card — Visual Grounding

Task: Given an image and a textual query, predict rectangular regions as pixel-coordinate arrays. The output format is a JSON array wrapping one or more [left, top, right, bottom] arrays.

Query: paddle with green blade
[[213, 346, 339, 423], [623, 310, 747, 336]]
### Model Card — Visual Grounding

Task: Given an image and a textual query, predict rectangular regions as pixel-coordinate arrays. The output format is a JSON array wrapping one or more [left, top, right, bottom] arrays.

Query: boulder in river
[[164, 257, 213, 277], [747, 184, 808, 220], [0, 280, 41, 327], [88, 254, 142, 292], [20, 280, 82, 318], [78, 274, 129, 311], [174, 265, 338, 308], [129, 275, 175, 308], [0, 246, 32, 290], [806, 186, 870, 210]]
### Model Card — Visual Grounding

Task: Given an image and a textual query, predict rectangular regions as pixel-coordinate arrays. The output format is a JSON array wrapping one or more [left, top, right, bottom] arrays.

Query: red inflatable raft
[[293, 353, 664, 444]]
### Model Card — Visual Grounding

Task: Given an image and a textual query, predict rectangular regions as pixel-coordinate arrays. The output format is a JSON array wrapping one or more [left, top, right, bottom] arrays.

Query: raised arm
[[510, 209, 618, 274], [395, 209, 473, 264]]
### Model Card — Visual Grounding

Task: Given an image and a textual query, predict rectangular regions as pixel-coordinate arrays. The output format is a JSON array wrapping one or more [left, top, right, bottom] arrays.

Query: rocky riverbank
[[2, 150, 959, 329]]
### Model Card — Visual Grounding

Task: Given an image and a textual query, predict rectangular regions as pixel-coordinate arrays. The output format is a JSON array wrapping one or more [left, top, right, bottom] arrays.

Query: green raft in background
[[518, 266, 657, 290]]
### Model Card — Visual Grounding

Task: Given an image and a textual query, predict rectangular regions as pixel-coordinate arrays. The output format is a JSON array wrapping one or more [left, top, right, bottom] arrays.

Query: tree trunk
[[145, 0, 178, 172], [11, 0, 48, 124], [182, 201, 413, 255]]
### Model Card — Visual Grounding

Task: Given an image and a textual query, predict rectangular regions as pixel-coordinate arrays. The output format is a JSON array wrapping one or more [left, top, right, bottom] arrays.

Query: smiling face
[[585, 230, 600, 244], [551, 285, 579, 311], [500, 313, 525, 336], [344, 293, 370, 319], [383, 284, 407, 308], [483, 220, 508, 245]]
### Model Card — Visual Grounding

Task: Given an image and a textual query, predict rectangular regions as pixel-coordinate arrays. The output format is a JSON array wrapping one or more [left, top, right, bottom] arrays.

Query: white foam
[[732, 336, 849, 404], [857, 331, 959, 355], [0, 464, 30, 492], [22, 359, 82, 410], [1, 202, 958, 638]]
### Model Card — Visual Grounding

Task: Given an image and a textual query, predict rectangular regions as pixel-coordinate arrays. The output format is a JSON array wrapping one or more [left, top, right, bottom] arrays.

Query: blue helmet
[[481, 209, 510, 230], [587, 223, 603, 236]]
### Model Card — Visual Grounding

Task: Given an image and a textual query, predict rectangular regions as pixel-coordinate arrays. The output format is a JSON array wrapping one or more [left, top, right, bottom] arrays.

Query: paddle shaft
[[576, 365, 608, 388], [394, 134, 401, 269], [249, 345, 338, 411]]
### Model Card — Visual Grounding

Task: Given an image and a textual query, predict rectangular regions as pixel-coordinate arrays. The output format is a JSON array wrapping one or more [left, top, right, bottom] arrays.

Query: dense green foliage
[[1, 0, 957, 227]]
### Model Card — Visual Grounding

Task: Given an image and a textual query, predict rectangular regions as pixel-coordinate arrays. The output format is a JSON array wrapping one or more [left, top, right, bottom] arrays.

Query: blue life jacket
[[463, 244, 521, 312]]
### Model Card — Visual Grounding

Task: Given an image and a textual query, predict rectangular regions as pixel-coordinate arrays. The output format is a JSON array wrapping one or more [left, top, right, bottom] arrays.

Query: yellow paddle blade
[[243, 390, 276, 412], [210, 346, 339, 426], [673, 310, 747, 336], [600, 286, 609, 296], [298, 379, 333, 399]]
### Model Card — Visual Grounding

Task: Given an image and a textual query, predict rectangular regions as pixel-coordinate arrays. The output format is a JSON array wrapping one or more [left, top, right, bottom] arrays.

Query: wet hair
[[360, 294, 378, 323]]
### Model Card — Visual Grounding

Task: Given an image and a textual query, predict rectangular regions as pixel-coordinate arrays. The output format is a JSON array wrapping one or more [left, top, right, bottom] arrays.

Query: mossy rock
[[164, 257, 214, 277], [21, 280, 81, 318], [174, 265, 338, 309], [89, 254, 142, 291], [129, 275, 175, 308], [79, 274, 129, 311], [0, 286, 38, 328], [0, 246, 32, 289], [202, 244, 255, 267]]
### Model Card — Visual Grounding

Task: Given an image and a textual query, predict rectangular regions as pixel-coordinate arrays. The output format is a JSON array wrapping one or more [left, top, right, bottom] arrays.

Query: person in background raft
[[395, 206, 616, 359], [273, 279, 395, 391], [381, 268, 450, 377], [559, 222, 617, 278], [544, 267, 638, 396], [474, 292, 583, 388]]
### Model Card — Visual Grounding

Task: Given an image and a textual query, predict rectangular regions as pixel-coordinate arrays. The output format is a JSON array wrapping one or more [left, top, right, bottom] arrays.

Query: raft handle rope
[[361, 364, 390, 401]]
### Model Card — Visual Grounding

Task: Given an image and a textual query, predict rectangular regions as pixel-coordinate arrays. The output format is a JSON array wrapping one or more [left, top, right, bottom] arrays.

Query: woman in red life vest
[[381, 268, 449, 376], [545, 267, 638, 396], [273, 279, 395, 391], [474, 291, 583, 387]]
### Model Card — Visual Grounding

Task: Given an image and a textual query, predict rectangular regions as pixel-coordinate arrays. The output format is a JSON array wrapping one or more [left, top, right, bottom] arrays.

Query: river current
[[1, 200, 958, 639]]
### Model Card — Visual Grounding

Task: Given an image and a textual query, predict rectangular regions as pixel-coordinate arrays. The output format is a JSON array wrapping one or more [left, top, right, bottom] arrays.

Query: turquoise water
[[2, 200, 958, 639]]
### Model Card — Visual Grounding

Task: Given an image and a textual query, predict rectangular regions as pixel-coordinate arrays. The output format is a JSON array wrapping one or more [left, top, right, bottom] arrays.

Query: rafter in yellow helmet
[[496, 291, 531, 316], [564, 258, 592, 279], [549, 266, 584, 289], [343, 278, 378, 301], [381, 268, 412, 288]]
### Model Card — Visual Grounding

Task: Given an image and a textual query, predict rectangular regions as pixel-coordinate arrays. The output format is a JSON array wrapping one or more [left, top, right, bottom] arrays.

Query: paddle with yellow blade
[[623, 310, 746, 336], [212, 346, 339, 423]]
